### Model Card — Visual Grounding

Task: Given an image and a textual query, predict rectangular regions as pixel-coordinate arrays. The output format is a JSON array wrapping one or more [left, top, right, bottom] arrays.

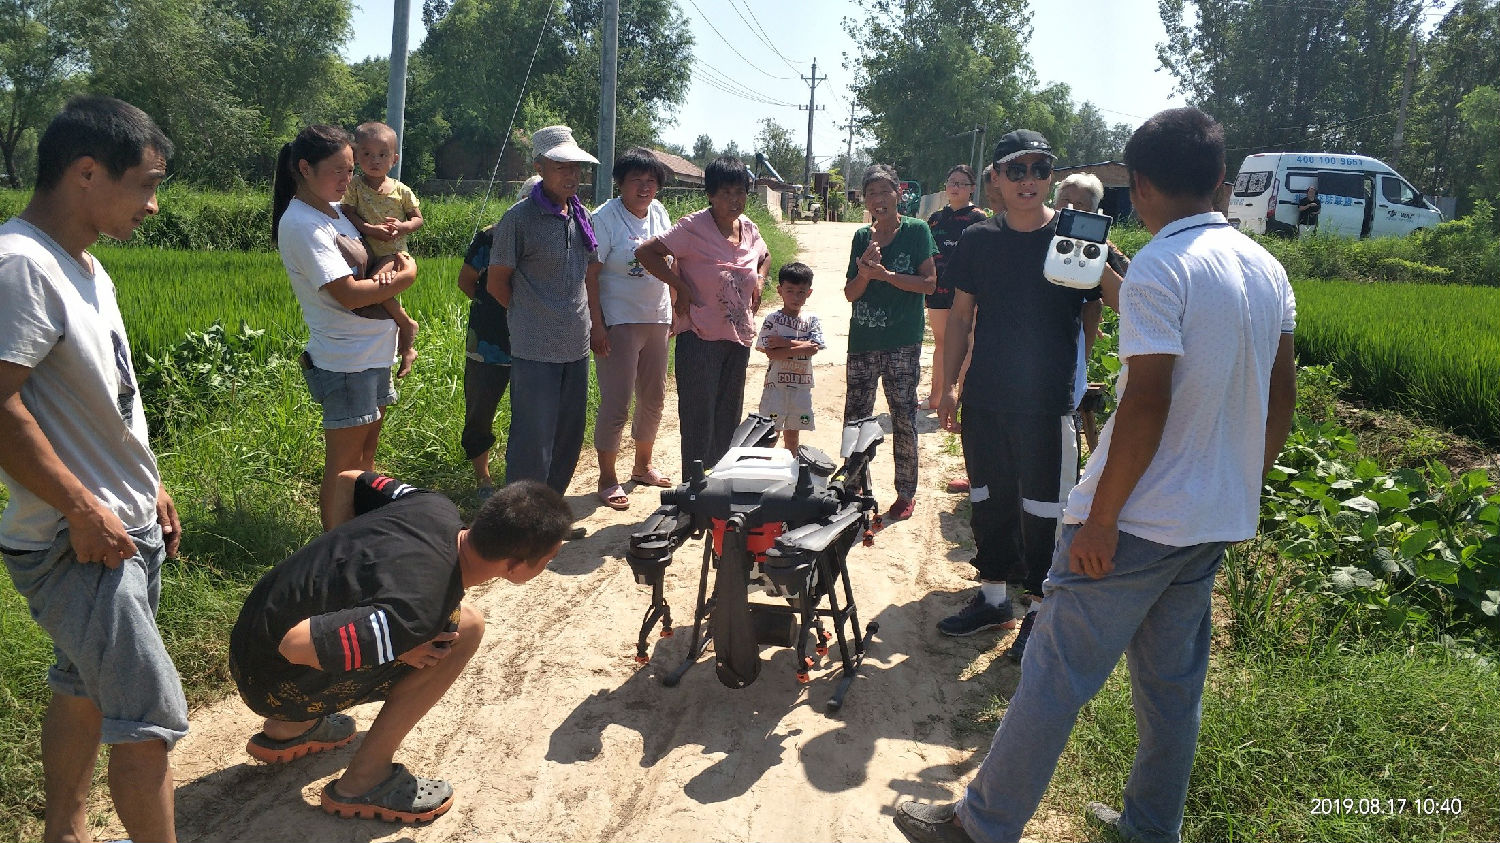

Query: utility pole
[[1390, 5, 1421, 164], [799, 58, 826, 188], [840, 99, 857, 172], [386, 0, 411, 180], [967, 127, 981, 180], [596, 0, 619, 204]]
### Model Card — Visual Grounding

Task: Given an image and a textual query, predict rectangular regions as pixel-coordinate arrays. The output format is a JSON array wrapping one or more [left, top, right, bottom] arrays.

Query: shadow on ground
[[545, 588, 1019, 806]]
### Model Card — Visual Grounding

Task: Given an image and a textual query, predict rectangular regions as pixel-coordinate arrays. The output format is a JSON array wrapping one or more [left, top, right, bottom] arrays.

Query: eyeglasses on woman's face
[[1001, 161, 1053, 182], [946, 178, 973, 188]]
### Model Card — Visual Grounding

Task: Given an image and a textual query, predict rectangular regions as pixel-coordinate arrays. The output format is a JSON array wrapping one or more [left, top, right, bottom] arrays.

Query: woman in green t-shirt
[[844, 164, 938, 522]]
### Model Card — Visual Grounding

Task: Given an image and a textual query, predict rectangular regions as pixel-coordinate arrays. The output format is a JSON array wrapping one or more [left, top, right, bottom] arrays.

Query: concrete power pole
[[596, 0, 619, 205], [386, 0, 411, 180], [841, 99, 857, 171], [799, 58, 827, 188]]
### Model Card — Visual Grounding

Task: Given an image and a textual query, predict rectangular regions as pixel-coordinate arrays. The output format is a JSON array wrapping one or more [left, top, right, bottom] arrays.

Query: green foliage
[[842, 0, 1037, 190], [412, 0, 692, 181], [754, 118, 804, 185], [1247, 417, 1500, 651], [1295, 363, 1347, 424], [1457, 85, 1500, 209], [1291, 276, 1500, 443], [0, 185, 509, 256], [137, 321, 281, 442], [1401, 0, 1500, 214], [0, 0, 84, 187], [83, 0, 353, 186], [1257, 205, 1500, 288], [1159, 0, 1424, 167]]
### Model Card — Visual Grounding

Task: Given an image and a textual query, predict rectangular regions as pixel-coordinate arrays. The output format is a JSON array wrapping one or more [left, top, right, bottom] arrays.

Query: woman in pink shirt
[[637, 155, 769, 473]]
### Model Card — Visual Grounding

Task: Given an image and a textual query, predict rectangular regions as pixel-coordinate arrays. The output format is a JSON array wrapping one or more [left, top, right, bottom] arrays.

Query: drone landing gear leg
[[823, 543, 879, 712], [634, 575, 673, 665], [663, 542, 715, 688]]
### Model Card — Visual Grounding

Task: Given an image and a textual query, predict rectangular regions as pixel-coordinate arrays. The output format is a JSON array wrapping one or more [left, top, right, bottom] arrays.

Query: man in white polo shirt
[[895, 107, 1297, 843]]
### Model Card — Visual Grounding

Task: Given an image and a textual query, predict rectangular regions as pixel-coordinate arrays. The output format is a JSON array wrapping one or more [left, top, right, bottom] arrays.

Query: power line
[[465, 0, 559, 282], [682, 0, 792, 80], [691, 58, 799, 107], [726, 0, 803, 73]]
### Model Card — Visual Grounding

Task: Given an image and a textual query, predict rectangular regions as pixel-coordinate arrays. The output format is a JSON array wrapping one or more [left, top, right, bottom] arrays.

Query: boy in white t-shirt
[[755, 262, 826, 450]]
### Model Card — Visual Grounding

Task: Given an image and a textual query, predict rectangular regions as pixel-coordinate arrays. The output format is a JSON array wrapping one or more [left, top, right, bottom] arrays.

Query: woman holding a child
[[272, 124, 416, 529], [586, 148, 676, 510], [637, 155, 769, 474]]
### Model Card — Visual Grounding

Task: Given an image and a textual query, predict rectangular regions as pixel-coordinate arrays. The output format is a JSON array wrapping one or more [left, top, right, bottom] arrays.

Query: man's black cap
[[992, 129, 1055, 164]]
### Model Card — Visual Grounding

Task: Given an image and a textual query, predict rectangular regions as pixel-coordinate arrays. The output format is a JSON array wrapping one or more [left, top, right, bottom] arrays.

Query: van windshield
[[1234, 171, 1271, 196]]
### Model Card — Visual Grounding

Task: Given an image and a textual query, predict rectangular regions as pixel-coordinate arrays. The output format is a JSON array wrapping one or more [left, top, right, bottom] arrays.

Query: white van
[[1229, 152, 1442, 238]]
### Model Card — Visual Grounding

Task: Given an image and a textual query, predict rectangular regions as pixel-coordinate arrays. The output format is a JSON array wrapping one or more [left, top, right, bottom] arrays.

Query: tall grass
[[1292, 279, 1500, 444], [1021, 643, 1500, 843], [98, 245, 468, 361]]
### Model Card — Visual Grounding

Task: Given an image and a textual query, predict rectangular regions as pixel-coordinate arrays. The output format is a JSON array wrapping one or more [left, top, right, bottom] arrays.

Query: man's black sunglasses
[[1000, 161, 1053, 182]]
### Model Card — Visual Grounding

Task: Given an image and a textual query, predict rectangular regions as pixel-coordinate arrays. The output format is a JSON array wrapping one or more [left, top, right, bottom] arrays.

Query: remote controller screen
[[1059, 209, 1110, 243]]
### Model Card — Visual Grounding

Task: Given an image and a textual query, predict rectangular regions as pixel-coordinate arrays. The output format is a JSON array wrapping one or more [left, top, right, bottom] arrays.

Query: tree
[[223, 0, 353, 140], [1456, 85, 1500, 208], [690, 132, 714, 168], [1054, 101, 1130, 165], [79, 0, 355, 184], [85, 0, 261, 185], [0, 0, 84, 186], [1157, 0, 1424, 172], [1399, 0, 1500, 209], [843, 0, 1035, 190], [754, 117, 802, 184], [415, 0, 691, 179]]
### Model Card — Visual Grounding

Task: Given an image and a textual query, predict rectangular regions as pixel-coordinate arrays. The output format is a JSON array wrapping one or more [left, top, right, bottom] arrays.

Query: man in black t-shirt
[[228, 472, 571, 823], [935, 131, 1107, 661]]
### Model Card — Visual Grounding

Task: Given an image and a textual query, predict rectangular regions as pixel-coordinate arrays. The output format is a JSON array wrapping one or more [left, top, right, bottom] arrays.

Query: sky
[[345, 0, 1185, 162]]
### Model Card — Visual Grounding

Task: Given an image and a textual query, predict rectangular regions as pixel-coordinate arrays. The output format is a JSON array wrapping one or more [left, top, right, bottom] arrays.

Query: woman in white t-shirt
[[585, 148, 674, 510], [271, 124, 417, 529]]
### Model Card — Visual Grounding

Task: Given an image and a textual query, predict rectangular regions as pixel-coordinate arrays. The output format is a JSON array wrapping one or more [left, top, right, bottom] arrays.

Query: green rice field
[[100, 245, 469, 360], [1291, 279, 1500, 444]]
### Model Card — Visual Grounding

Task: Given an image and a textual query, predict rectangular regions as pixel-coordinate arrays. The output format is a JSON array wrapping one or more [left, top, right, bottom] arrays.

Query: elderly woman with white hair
[[844, 163, 939, 522], [1052, 171, 1130, 410]]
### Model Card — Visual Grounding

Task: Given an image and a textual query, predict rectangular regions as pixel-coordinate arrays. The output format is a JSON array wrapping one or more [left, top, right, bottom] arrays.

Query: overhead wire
[[681, 0, 793, 80], [692, 58, 799, 107], [465, 0, 559, 259], [725, 0, 804, 73]]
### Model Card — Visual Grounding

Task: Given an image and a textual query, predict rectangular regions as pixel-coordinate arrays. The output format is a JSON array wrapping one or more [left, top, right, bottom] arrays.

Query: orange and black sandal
[[246, 713, 356, 764], [321, 763, 454, 823]]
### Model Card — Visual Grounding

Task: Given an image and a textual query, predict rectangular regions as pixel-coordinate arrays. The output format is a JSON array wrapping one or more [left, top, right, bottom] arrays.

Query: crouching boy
[[228, 472, 572, 823]]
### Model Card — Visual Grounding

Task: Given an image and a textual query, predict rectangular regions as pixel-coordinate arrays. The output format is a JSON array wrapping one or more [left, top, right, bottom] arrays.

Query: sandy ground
[[107, 220, 1091, 842]]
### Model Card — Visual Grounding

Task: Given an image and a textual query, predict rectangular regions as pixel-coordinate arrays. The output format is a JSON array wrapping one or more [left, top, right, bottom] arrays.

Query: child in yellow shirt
[[342, 121, 422, 376]]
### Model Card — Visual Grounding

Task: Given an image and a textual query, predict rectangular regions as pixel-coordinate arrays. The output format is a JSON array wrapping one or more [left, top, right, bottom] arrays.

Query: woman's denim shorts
[[301, 353, 397, 429]]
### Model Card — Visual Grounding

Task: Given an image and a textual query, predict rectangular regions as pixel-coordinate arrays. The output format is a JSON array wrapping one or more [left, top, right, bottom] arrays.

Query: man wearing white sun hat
[[487, 125, 600, 497]]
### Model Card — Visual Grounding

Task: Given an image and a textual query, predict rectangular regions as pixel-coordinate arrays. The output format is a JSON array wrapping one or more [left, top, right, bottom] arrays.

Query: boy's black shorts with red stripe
[[228, 647, 413, 722]]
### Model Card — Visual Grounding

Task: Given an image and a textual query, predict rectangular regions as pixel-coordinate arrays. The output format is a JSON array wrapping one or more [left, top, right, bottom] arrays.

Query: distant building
[[648, 148, 705, 188], [1052, 161, 1132, 220], [1052, 161, 1232, 219]]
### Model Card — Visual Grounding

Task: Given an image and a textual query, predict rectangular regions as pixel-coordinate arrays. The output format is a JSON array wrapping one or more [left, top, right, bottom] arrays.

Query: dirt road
[[126, 220, 1083, 842]]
